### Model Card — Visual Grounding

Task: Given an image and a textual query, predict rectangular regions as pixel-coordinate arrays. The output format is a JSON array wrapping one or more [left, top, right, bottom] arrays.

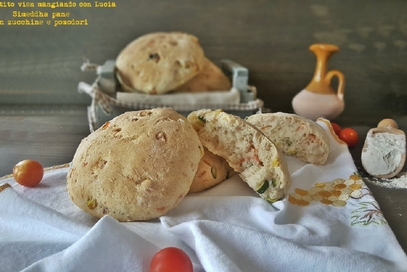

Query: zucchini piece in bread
[[189, 147, 235, 193], [187, 109, 291, 202]]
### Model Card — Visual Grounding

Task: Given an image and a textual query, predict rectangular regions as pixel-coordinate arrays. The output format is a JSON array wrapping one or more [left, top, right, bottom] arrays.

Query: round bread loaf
[[187, 109, 291, 202], [246, 112, 330, 165], [189, 147, 234, 193], [67, 108, 204, 221], [174, 58, 232, 93], [116, 32, 205, 94]]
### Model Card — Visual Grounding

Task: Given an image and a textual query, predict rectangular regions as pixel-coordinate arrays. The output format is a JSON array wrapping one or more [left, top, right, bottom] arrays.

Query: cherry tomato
[[13, 159, 44, 187], [338, 128, 359, 147], [331, 122, 342, 136], [150, 247, 193, 272]]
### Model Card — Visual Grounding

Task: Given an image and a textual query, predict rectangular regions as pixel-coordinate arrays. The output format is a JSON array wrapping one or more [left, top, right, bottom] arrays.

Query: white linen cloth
[[116, 88, 241, 105], [1, 120, 407, 272]]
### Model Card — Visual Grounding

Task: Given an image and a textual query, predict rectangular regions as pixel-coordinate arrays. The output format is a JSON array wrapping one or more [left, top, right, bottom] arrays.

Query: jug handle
[[325, 70, 345, 100]]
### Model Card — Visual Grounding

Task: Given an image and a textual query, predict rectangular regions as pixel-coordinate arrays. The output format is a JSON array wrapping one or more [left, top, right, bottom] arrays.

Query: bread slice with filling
[[187, 109, 291, 202]]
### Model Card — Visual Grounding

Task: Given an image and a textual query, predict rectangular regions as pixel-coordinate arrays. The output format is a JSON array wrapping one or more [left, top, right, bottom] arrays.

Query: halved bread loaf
[[246, 112, 330, 165], [187, 109, 291, 202]]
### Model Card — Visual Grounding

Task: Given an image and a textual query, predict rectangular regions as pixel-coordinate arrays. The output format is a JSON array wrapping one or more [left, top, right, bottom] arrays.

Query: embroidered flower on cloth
[[288, 173, 388, 226], [288, 174, 364, 207]]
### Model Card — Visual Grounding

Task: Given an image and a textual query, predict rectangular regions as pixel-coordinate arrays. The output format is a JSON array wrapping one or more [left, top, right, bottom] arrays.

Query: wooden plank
[[0, 1, 406, 123]]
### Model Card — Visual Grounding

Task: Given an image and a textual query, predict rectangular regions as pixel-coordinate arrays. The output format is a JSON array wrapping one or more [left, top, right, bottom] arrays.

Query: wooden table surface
[[0, 112, 406, 256]]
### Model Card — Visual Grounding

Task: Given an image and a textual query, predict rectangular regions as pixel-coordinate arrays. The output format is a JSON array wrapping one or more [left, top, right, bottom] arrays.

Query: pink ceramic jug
[[292, 43, 345, 120]]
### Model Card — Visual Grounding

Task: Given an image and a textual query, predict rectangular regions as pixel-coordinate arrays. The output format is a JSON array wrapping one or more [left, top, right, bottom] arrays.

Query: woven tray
[[78, 59, 265, 132]]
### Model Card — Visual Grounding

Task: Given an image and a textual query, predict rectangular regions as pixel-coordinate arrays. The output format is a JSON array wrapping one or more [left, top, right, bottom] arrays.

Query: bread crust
[[246, 112, 330, 165], [116, 32, 205, 94], [173, 58, 232, 93], [189, 147, 234, 193], [67, 108, 204, 221], [188, 109, 291, 202]]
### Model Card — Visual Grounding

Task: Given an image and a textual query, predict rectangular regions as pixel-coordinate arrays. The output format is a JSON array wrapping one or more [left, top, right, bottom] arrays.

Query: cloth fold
[[1, 120, 407, 272]]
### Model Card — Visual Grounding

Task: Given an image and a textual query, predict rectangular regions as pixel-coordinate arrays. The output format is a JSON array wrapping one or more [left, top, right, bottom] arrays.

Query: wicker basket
[[78, 59, 265, 132]]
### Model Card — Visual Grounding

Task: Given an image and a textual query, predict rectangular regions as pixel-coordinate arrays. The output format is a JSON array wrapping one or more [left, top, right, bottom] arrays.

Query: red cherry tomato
[[150, 247, 193, 272], [338, 128, 359, 147], [13, 159, 44, 187], [331, 122, 342, 136]]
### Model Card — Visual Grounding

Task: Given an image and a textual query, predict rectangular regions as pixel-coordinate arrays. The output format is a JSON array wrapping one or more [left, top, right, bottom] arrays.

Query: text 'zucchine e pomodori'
[[0, 1, 117, 27]]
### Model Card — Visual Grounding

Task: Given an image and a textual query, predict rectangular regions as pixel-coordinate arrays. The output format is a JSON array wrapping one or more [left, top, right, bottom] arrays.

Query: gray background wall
[[1, 0, 406, 125]]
